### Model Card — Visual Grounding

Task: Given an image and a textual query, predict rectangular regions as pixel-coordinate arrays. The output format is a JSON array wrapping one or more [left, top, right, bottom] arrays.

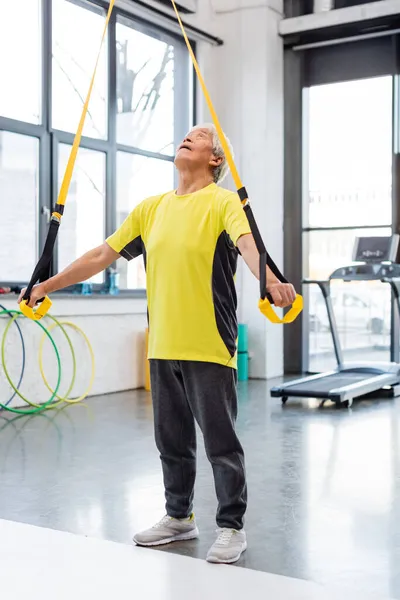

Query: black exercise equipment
[[271, 235, 400, 408]]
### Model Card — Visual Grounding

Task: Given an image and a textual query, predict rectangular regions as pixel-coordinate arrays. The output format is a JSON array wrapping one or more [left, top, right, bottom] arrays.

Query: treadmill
[[271, 235, 400, 407]]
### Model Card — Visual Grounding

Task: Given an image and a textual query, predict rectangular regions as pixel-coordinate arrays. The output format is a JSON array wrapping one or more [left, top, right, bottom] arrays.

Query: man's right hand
[[18, 283, 47, 308]]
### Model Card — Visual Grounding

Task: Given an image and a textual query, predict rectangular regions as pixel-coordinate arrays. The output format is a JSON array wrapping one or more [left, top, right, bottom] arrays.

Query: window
[[114, 17, 190, 290], [0, 0, 41, 124], [58, 145, 106, 283], [306, 78, 393, 229], [0, 1, 192, 289], [0, 132, 39, 281], [309, 280, 391, 372], [116, 17, 175, 154], [116, 153, 175, 289], [52, 0, 108, 138], [343, 295, 366, 309], [304, 77, 393, 372]]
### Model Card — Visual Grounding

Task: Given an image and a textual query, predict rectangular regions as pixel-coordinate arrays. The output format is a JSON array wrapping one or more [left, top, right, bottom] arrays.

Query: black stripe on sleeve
[[119, 236, 144, 261]]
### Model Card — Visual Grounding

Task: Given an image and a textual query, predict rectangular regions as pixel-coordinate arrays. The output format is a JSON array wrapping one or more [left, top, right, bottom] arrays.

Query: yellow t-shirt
[[106, 183, 251, 368]]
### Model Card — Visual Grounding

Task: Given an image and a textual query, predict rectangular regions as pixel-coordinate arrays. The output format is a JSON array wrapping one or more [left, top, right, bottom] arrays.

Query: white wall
[[189, 0, 285, 378], [0, 297, 148, 408]]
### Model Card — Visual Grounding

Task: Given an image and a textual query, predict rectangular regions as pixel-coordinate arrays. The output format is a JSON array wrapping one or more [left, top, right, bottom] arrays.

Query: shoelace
[[215, 528, 235, 546], [153, 515, 173, 530]]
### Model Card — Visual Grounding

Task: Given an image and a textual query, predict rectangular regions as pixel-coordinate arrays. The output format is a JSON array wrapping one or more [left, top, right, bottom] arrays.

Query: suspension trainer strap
[[243, 204, 267, 300], [20, 0, 115, 320], [170, 0, 303, 324]]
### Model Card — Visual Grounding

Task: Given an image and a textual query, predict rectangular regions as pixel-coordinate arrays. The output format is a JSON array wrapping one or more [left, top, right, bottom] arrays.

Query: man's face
[[174, 127, 220, 173]]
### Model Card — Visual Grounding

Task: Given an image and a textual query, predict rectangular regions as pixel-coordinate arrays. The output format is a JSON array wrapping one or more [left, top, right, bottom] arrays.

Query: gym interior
[[1, 0, 400, 598]]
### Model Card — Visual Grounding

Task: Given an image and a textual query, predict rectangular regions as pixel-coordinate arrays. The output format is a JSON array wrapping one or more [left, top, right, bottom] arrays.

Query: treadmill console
[[353, 235, 399, 263], [330, 262, 400, 281], [329, 235, 400, 280]]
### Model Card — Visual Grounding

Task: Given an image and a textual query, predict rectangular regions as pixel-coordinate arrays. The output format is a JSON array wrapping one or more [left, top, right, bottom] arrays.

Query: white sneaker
[[206, 528, 247, 564], [133, 514, 199, 547]]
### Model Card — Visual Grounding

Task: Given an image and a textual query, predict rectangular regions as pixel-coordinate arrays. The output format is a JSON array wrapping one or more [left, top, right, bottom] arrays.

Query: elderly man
[[19, 124, 296, 564]]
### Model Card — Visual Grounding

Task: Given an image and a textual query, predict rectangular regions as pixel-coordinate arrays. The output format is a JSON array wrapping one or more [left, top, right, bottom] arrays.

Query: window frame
[[284, 35, 400, 374], [0, 0, 194, 294]]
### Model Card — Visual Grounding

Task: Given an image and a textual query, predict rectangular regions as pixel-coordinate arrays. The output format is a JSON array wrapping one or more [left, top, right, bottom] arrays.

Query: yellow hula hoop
[[39, 320, 96, 404]]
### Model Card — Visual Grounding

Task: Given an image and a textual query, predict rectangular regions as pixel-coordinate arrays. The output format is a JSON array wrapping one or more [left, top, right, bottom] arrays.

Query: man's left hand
[[267, 282, 296, 308]]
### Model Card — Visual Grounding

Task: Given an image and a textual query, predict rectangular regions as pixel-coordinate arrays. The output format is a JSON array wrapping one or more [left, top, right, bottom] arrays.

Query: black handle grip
[[22, 292, 46, 306]]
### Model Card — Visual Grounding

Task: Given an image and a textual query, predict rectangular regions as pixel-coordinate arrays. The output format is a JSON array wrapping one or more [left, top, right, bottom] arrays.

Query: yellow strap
[[170, 0, 302, 325], [170, 0, 243, 197], [56, 0, 115, 211]]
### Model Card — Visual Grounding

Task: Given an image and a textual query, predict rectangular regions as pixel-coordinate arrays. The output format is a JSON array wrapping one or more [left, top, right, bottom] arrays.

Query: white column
[[194, 0, 285, 378]]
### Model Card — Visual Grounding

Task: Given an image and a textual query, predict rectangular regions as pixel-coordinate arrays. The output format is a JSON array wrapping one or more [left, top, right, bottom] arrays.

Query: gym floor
[[1, 380, 399, 599]]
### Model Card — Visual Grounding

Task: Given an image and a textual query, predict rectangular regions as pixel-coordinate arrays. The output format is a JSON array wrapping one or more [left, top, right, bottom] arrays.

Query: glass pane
[[0, 0, 41, 123], [0, 132, 39, 281], [58, 145, 105, 283], [305, 228, 392, 372], [306, 77, 392, 228], [309, 281, 391, 373], [116, 153, 175, 289], [116, 17, 174, 154], [52, 0, 107, 139], [305, 227, 392, 281]]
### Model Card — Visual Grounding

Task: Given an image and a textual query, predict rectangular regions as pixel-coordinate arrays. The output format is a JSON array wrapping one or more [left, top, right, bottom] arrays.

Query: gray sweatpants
[[149, 359, 247, 530]]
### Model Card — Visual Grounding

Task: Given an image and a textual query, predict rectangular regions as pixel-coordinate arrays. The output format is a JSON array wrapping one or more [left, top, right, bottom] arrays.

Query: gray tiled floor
[[1, 381, 400, 598]]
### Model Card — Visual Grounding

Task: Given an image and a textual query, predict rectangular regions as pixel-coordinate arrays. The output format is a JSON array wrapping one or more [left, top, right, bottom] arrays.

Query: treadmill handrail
[[383, 276, 400, 299], [302, 279, 344, 369], [378, 277, 400, 363], [330, 263, 400, 281]]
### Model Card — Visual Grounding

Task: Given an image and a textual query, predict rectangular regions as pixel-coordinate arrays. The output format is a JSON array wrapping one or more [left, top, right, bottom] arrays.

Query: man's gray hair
[[194, 123, 233, 184]]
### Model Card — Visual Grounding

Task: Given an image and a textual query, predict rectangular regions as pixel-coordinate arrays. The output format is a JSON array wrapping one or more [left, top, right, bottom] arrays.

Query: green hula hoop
[[0, 310, 62, 415]]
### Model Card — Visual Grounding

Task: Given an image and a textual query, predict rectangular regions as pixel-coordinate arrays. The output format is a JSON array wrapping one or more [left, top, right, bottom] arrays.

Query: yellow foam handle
[[170, 0, 303, 324], [259, 294, 303, 324], [20, 296, 52, 321], [56, 0, 115, 212]]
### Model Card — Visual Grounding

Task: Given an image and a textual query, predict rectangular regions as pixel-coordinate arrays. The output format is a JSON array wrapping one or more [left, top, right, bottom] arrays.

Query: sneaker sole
[[133, 527, 200, 548], [206, 541, 247, 564]]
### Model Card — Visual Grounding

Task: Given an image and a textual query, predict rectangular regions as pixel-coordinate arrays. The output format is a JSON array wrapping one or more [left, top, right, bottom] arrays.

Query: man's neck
[[176, 171, 214, 196]]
